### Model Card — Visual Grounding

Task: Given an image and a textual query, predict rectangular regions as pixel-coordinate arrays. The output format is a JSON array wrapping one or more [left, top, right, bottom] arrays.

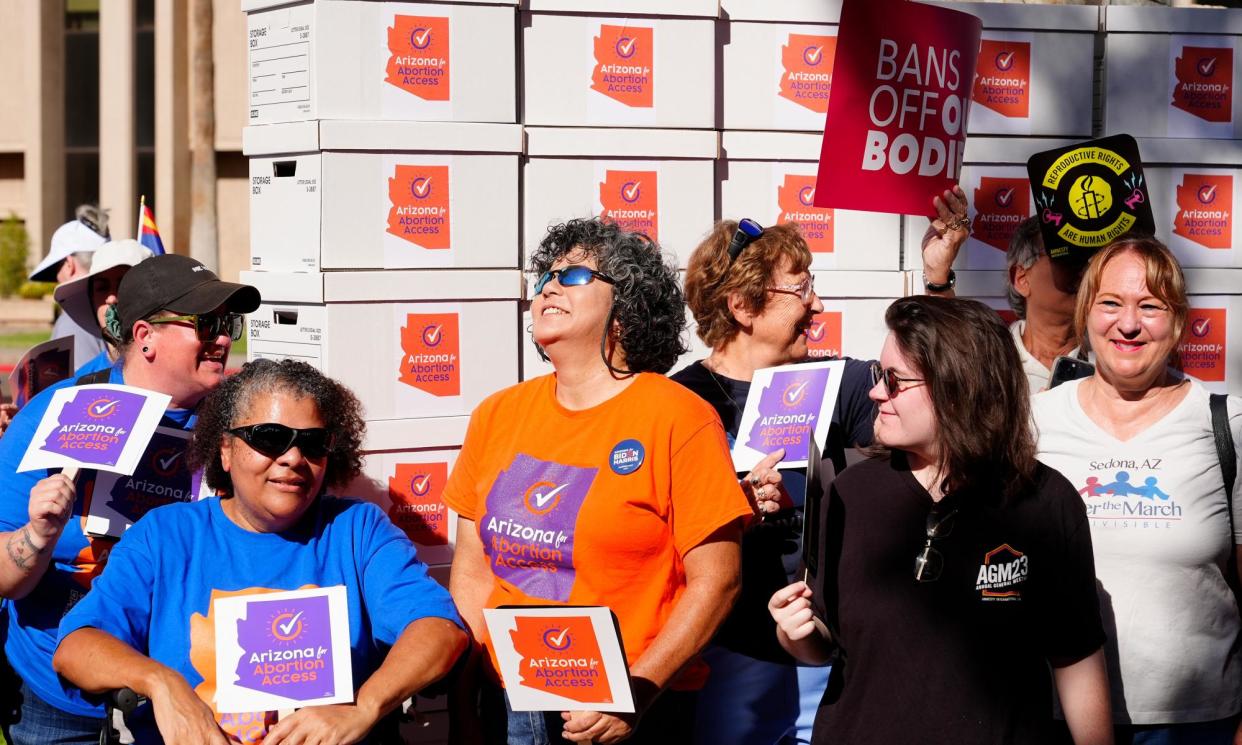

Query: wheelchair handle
[[110, 688, 141, 716]]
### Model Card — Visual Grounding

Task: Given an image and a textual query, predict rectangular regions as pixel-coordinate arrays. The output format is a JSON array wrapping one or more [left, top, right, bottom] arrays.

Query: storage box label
[[388, 164, 451, 250], [805, 312, 843, 359], [389, 462, 450, 546], [973, 39, 1030, 120], [1172, 45, 1232, 124], [777, 174, 834, 253], [780, 33, 836, 114], [399, 313, 461, 396], [1179, 307, 1227, 383], [599, 169, 658, 240], [591, 25, 653, 108], [972, 176, 1031, 252], [1174, 173, 1232, 250], [386, 16, 451, 102]]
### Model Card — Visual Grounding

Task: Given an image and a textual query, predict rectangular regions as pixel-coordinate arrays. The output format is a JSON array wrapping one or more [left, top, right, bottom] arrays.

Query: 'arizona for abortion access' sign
[[814, 0, 982, 217]]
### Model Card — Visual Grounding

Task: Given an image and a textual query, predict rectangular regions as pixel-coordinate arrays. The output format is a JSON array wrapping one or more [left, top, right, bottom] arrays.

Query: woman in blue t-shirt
[[53, 359, 466, 744]]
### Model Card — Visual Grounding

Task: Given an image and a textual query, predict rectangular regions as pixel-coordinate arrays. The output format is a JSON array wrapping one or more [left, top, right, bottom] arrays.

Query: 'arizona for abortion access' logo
[[385, 16, 450, 101], [1174, 173, 1232, 249], [591, 25, 653, 108], [387, 164, 451, 250], [1173, 45, 1233, 123], [777, 174, 834, 253], [779, 33, 836, 114]]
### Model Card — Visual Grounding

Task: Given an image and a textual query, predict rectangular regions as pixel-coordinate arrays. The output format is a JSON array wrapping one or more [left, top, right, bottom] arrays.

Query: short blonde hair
[[1074, 236, 1189, 359], [684, 221, 812, 349]]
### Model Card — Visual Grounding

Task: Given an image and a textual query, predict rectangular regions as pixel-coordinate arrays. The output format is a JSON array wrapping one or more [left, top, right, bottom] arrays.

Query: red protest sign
[[814, 0, 981, 217]]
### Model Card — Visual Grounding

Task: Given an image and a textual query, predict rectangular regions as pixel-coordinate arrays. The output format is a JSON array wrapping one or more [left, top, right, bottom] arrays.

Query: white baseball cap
[[53, 239, 154, 334], [29, 218, 110, 283]]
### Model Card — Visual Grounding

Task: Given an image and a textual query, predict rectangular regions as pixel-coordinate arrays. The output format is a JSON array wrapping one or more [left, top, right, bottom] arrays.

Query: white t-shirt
[[1010, 320, 1082, 396], [1033, 379, 1242, 724]]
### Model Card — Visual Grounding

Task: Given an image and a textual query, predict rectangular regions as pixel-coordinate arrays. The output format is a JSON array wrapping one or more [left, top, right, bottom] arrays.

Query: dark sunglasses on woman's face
[[228, 423, 334, 459], [534, 265, 617, 295], [869, 362, 925, 398], [914, 508, 957, 582], [149, 312, 245, 342]]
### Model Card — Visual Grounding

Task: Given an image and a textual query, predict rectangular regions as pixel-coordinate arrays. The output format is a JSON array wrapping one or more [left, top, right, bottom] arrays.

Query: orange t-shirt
[[442, 372, 751, 689]]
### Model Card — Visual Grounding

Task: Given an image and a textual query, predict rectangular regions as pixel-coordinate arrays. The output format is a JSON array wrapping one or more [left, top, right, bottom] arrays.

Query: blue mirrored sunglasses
[[534, 265, 617, 295]]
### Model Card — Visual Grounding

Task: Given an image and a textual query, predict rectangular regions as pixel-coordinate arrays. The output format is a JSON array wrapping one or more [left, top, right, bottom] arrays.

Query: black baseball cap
[[117, 254, 261, 337]]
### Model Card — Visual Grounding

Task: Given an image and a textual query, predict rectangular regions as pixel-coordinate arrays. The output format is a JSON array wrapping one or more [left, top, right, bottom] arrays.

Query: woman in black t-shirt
[[769, 296, 1112, 745]]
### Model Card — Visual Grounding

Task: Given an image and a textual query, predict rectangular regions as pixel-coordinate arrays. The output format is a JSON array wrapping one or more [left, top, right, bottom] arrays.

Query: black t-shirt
[[669, 357, 875, 662], [813, 455, 1105, 745]]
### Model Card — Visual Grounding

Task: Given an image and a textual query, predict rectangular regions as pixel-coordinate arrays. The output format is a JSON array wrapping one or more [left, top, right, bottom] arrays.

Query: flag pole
[[136, 195, 145, 242]]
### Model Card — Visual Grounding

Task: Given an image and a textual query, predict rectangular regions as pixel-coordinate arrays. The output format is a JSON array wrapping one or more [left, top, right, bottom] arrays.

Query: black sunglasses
[[914, 507, 957, 582], [726, 218, 765, 263], [150, 312, 245, 342], [869, 362, 925, 398], [534, 265, 616, 294], [228, 423, 334, 459]]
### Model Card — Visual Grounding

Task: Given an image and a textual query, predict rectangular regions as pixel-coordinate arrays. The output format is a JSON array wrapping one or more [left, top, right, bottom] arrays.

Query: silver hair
[[1004, 217, 1044, 319]]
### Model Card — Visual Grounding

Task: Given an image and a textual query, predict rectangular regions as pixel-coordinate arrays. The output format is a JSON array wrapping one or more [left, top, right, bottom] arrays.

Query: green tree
[[0, 213, 29, 298]]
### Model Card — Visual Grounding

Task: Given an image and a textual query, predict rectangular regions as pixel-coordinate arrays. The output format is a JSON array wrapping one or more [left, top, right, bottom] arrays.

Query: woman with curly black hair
[[444, 218, 750, 744], [54, 359, 467, 744]]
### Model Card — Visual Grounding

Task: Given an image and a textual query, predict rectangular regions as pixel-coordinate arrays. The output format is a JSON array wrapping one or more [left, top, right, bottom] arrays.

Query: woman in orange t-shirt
[[444, 218, 751, 745]]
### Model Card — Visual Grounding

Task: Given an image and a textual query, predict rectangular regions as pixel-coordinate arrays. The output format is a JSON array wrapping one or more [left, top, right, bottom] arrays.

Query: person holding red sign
[[1033, 238, 1242, 744], [444, 218, 750, 745], [674, 189, 968, 745], [770, 296, 1112, 745]]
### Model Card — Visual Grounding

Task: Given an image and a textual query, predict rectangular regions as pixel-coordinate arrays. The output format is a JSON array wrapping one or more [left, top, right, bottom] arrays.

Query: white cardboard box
[[245, 121, 522, 273], [722, 21, 836, 132], [348, 446, 462, 566], [902, 137, 1078, 271], [1104, 8, 1242, 139], [528, 0, 717, 16], [244, 270, 522, 421], [1136, 138, 1242, 268], [524, 128, 717, 267], [244, 0, 516, 125], [720, 0, 839, 23], [522, 14, 715, 128], [719, 132, 901, 270]]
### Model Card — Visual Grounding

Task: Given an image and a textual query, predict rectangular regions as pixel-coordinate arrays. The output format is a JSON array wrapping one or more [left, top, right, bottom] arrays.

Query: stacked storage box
[[242, 1, 521, 737], [1104, 6, 1242, 393]]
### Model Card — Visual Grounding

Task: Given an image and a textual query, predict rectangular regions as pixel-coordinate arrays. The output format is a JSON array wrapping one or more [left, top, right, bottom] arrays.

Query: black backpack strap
[[1210, 394, 1238, 591], [74, 369, 112, 386]]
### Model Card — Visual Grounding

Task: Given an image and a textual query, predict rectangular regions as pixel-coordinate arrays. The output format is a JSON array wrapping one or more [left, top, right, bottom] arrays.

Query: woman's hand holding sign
[[743, 448, 794, 516], [264, 702, 378, 745]]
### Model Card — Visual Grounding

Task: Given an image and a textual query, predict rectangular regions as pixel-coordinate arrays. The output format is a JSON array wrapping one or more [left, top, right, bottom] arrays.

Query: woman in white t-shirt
[[1033, 237, 1242, 744]]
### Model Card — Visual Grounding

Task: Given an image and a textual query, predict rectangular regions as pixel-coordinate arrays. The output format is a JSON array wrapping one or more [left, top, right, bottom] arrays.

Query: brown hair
[[684, 221, 812, 349], [885, 296, 1037, 501], [1073, 236, 1188, 359]]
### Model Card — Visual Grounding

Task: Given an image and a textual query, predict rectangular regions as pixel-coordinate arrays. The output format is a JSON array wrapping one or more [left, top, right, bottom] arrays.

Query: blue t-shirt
[[73, 350, 114, 377], [58, 497, 462, 743], [0, 362, 196, 716]]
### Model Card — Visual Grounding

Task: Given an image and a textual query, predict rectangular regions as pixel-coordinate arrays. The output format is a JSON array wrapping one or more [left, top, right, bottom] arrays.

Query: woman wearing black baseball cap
[[0, 254, 259, 744]]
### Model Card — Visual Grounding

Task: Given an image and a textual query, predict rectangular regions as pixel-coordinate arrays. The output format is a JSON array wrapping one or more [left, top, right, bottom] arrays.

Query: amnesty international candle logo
[[480, 454, 597, 602], [777, 174, 834, 253], [389, 462, 450, 546], [805, 312, 843, 359], [385, 16, 450, 101], [1178, 308, 1226, 382], [972, 176, 1031, 251], [1172, 46, 1232, 123], [105, 430, 194, 523], [779, 33, 836, 114], [399, 313, 460, 396], [599, 170, 658, 240], [388, 164, 450, 250], [973, 40, 1030, 119], [233, 595, 335, 701], [1174, 174, 1232, 249], [39, 388, 144, 467], [591, 25, 653, 108], [510, 616, 613, 704], [1027, 135, 1155, 259], [745, 368, 830, 462]]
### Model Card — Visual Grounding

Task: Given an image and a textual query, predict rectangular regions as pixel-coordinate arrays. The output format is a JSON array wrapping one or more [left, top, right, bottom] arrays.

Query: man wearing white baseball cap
[[51, 239, 154, 376], [31, 207, 111, 369]]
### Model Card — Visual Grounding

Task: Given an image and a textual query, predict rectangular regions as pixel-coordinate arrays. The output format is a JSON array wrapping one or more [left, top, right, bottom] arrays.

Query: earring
[[142, 346, 149, 353]]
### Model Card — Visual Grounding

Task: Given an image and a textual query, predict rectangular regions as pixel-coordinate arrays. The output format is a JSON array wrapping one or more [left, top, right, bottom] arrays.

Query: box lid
[[525, 127, 718, 158], [323, 269, 524, 302], [1105, 6, 1242, 34], [526, 0, 719, 18], [812, 270, 906, 299], [721, 0, 839, 23], [721, 131, 822, 161], [928, 2, 1099, 32], [962, 137, 1081, 166], [364, 416, 470, 451], [1185, 268, 1242, 294], [242, 271, 325, 304], [1135, 138, 1242, 166], [243, 122, 320, 156], [319, 121, 525, 154]]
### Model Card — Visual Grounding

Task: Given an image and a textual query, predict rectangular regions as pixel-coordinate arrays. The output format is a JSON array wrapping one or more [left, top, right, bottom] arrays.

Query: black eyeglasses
[[869, 362, 925, 398], [914, 508, 957, 582], [534, 265, 616, 295], [149, 312, 245, 342], [228, 423, 334, 459], [726, 218, 765, 264]]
